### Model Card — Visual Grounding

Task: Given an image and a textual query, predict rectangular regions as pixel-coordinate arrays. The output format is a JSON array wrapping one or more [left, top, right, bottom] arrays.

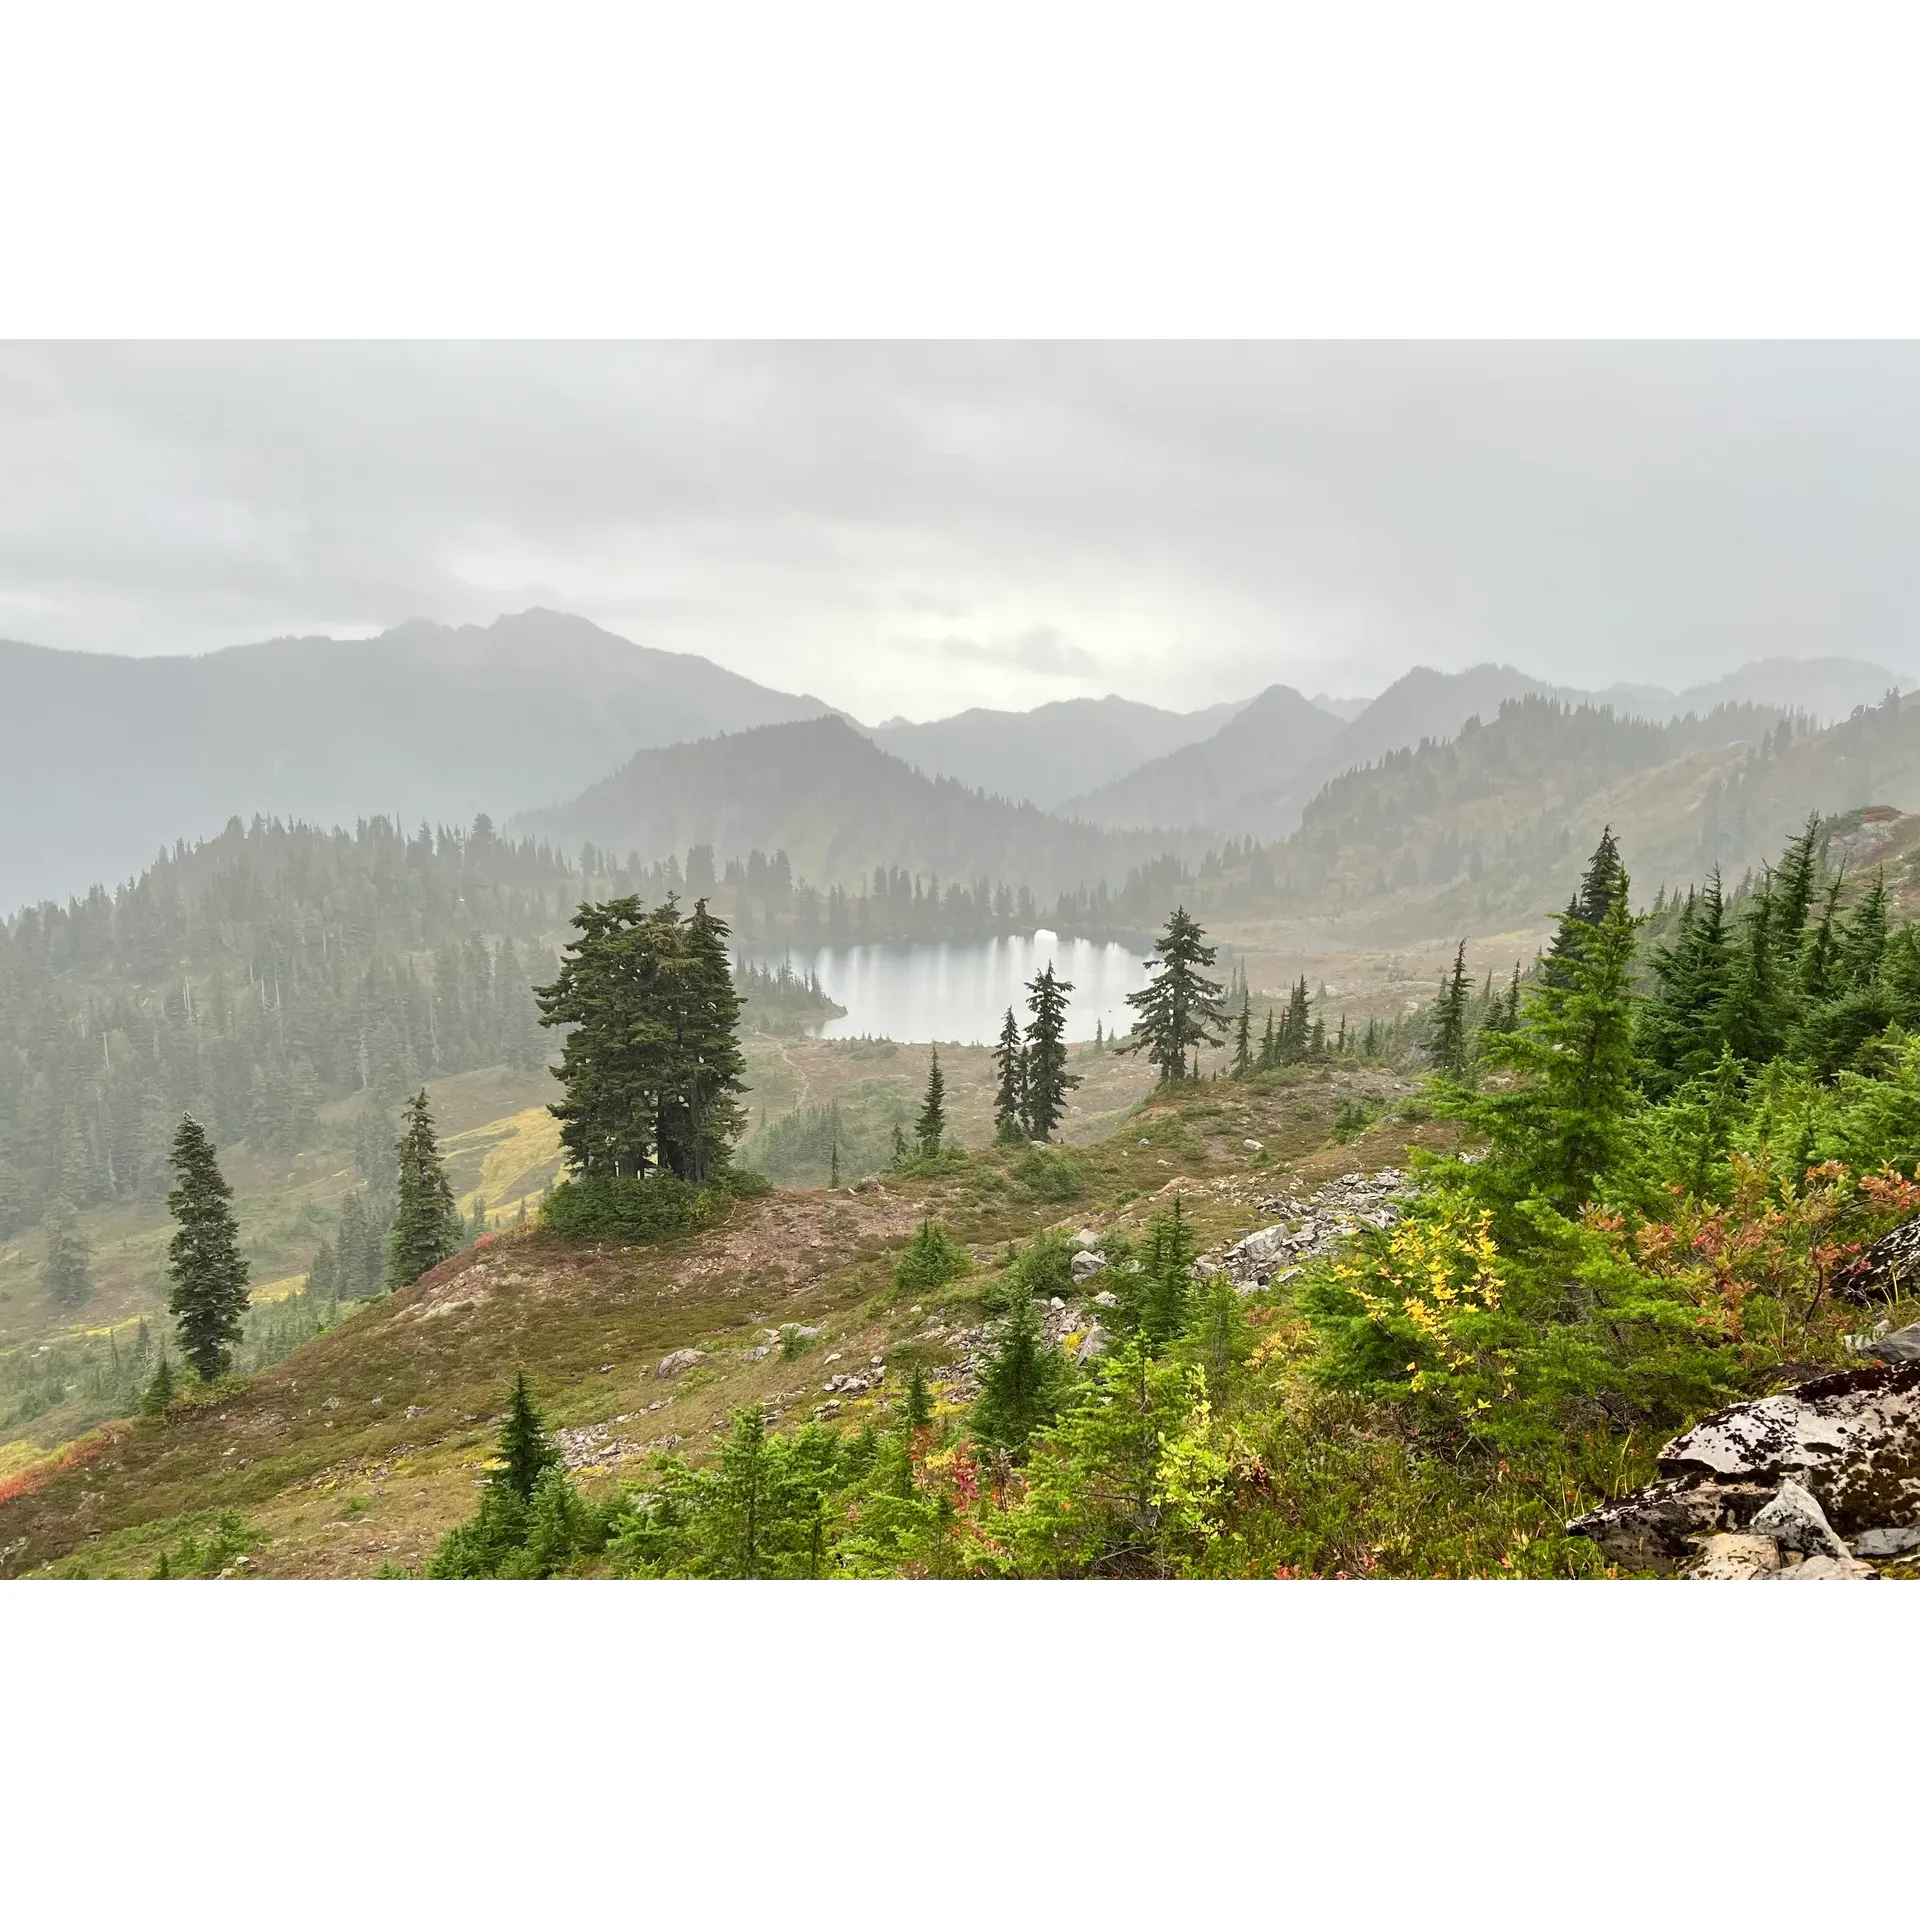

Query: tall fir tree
[[1233, 998, 1252, 1076], [40, 1201, 93, 1310], [914, 1046, 947, 1157], [1120, 906, 1226, 1083], [1640, 870, 1732, 1094], [992, 1007, 1027, 1143], [387, 1088, 461, 1288], [1021, 965, 1079, 1143], [165, 1114, 251, 1382], [1544, 826, 1627, 984], [1429, 942, 1472, 1074], [1461, 876, 1642, 1219]]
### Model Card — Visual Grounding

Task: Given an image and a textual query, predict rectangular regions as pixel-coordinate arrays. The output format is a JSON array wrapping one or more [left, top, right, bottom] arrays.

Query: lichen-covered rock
[[1567, 1476, 1778, 1572], [1570, 1361, 1920, 1569], [1835, 1218, 1920, 1302], [654, 1348, 705, 1379], [1654, 1361, 1920, 1534]]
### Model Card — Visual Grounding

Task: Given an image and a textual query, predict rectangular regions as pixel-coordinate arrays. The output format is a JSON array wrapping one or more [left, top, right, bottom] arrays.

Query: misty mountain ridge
[[0, 608, 827, 914], [867, 691, 1249, 810], [513, 712, 1191, 899]]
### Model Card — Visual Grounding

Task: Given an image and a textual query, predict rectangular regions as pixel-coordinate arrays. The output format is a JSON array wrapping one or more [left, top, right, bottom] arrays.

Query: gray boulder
[[654, 1348, 705, 1379], [1864, 1321, 1920, 1364], [1745, 1479, 1848, 1560], [1851, 1526, 1920, 1558]]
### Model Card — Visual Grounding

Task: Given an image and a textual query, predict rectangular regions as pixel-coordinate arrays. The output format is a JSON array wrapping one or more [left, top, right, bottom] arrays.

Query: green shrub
[[1331, 1097, 1385, 1143], [893, 1218, 971, 1293], [1009, 1146, 1088, 1201], [542, 1174, 723, 1245]]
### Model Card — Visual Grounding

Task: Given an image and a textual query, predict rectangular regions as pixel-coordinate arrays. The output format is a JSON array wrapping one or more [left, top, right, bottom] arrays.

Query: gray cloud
[[941, 625, 1100, 679], [3, 343, 1919, 719]]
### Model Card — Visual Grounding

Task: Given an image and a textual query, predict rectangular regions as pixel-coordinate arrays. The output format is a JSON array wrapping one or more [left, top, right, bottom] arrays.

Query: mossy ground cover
[[2, 1058, 1414, 1578]]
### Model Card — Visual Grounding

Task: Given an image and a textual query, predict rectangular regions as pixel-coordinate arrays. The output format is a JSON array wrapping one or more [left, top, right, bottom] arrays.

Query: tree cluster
[[536, 896, 747, 1187]]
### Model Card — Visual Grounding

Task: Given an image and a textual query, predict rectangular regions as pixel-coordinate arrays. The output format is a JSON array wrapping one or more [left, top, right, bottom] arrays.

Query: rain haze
[[5, 341, 1920, 719]]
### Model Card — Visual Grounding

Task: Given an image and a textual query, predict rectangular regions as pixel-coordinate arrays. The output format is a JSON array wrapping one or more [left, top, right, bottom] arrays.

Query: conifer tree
[[387, 1088, 462, 1288], [914, 1046, 947, 1157], [1259, 1008, 1276, 1069], [992, 1007, 1027, 1142], [902, 1364, 935, 1432], [1021, 965, 1079, 1143], [1545, 827, 1627, 983], [141, 1353, 175, 1415], [165, 1115, 250, 1382], [309, 1240, 338, 1303], [1127, 1199, 1198, 1355], [40, 1202, 93, 1310], [493, 1370, 559, 1503], [1770, 813, 1824, 949], [1278, 976, 1312, 1065], [1640, 870, 1732, 1094], [1233, 999, 1252, 1076], [1120, 907, 1226, 1083], [1465, 878, 1641, 1218], [1429, 942, 1472, 1074], [536, 894, 747, 1186], [971, 1291, 1073, 1461]]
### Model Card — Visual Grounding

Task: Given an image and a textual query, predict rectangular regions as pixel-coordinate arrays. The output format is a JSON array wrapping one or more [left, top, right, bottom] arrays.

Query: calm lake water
[[755, 933, 1150, 1046]]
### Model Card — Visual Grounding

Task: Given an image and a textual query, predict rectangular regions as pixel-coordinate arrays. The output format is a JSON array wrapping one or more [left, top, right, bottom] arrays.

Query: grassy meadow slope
[[0, 1058, 1434, 1579]]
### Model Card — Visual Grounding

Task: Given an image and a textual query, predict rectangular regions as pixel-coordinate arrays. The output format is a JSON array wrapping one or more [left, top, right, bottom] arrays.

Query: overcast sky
[[5, 342, 1920, 722]]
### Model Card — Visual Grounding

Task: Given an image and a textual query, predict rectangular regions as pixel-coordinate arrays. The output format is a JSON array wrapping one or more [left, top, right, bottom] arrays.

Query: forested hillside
[[0, 816, 561, 1237], [0, 608, 827, 913], [1059, 684, 1346, 831], [518, 714, 1190, 896]]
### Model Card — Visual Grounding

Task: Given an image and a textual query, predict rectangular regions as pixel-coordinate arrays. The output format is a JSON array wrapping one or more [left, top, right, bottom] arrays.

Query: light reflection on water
[[751, 932, 1149, 1046]]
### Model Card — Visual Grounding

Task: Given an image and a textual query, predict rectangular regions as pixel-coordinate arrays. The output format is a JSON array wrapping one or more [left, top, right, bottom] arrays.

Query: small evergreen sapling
[[892, 1218, 969, 1293], [141, 1353, 175, 1415], [494, 1370, 560, 1503], [971, 1291, 1073, 1461]]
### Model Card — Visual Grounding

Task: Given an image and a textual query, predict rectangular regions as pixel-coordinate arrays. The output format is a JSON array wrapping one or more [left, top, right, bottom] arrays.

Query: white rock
[[1686, 1534, 1782, 1580], [1092, 1290, 1119, 1308], [1072, 1228, 1101, 1250], [654, 1348, 704, 1379]]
